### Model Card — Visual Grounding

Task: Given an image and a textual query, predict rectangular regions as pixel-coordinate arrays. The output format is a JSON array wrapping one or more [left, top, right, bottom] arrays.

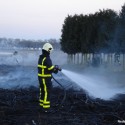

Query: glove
[[55, 65, 62, 71], [53, 65, 62, 74]]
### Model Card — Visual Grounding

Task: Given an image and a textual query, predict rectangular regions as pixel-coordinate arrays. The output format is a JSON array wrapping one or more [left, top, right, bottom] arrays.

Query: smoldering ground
[[0, 64, 125, 125]]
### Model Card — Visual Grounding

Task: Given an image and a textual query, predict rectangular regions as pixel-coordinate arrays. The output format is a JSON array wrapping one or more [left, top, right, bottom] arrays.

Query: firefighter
[[38, 42, 60, 112]]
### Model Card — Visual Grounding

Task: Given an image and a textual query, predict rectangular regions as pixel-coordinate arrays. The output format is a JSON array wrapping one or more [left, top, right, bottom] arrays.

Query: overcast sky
[[0, 0, 125, 40]]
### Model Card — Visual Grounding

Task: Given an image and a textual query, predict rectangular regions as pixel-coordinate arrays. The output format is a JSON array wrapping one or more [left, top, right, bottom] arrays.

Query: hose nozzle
[[58, 67, 62, 71]]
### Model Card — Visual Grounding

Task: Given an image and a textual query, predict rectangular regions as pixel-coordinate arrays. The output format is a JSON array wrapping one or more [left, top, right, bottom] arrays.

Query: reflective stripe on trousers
[[39, 78, 50, 109]]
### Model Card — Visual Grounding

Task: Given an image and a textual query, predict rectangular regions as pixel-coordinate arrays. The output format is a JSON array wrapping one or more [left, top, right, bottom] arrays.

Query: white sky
[[0, 0, 125, 40]]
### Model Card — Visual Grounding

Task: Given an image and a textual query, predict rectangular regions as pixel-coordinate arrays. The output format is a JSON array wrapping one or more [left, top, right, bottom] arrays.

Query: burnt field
[[0, 87, 125, 125], [0, 65, 125, 125]]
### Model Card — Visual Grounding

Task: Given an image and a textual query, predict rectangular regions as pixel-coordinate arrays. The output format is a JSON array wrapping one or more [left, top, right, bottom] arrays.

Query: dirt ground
[[0, 86, 125, 125]]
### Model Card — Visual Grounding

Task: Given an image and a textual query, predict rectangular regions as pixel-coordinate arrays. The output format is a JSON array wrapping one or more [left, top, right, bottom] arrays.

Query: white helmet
[[42, 43, 53, 53]]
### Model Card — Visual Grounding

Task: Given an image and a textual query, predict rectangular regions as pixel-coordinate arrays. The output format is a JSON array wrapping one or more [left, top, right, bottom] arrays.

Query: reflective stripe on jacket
[[38, 54, 54, 78]]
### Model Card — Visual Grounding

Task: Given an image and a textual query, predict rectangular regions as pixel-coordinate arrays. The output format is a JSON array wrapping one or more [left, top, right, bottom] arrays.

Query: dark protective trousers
[[38, 77, 52, 109]]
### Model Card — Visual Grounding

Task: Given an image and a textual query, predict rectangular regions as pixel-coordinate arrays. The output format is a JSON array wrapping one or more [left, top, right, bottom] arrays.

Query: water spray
[[61, 69, 125, 100]]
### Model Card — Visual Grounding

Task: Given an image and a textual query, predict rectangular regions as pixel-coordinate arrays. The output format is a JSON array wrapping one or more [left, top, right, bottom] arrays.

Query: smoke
[[0, 65, 38, 89], [1, 49, 124, 100], [0, 49, 67, 89], [0, 49, 67, 66], [62, 69, 125, 100]]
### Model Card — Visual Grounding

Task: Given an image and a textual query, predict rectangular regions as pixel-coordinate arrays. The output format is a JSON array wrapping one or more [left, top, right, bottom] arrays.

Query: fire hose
[[52, 69, 66, 110]]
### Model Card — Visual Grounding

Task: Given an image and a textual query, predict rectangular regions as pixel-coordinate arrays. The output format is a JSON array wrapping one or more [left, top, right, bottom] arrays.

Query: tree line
[[60, 4, 125, 70], [61, 4, 125, 54]]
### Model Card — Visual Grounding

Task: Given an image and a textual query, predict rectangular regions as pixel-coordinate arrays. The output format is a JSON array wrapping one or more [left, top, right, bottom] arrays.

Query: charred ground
[[0, 65, 125, 125], [0, 86, 125, 125]]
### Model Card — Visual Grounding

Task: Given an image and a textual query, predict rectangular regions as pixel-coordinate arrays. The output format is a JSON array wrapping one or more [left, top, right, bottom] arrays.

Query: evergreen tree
[[119, 3, 125, 53]]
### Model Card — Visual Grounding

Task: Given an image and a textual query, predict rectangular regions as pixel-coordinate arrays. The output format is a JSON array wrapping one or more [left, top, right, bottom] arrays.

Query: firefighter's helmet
[[42, 43, 53, 53]]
